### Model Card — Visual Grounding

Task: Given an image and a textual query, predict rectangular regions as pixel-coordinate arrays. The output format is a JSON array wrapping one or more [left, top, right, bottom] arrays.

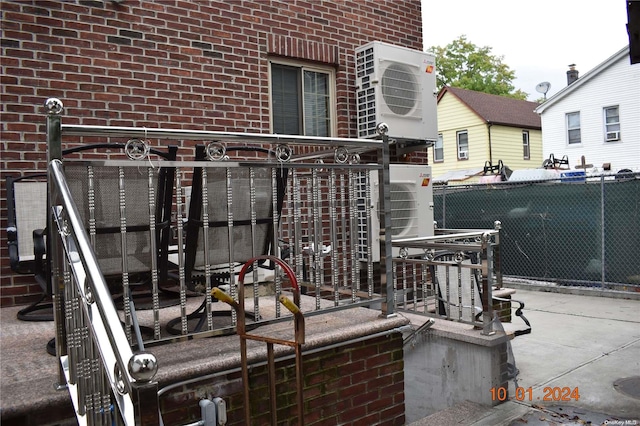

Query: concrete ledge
[[425, 319, 512, 347], [504, 277, 640, 300], [150, 301, 409, 386], [1, 297, 408, 423], [403, 314, 511, 421]]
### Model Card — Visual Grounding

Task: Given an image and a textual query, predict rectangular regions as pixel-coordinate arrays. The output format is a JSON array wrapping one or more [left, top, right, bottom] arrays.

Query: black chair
[[62, 142, 179, 349], [63, 143, 177, 296], [8, 143, 179, 352], [6, 174, 51, 321], [166, 145, 288, 335], [430, 251, 531, 336]]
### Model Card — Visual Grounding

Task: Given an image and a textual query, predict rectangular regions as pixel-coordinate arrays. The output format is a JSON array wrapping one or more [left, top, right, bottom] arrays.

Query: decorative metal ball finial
[[376, 122, 389, 135], [128, 353, 158, 382], [44, 98, 64, 115]]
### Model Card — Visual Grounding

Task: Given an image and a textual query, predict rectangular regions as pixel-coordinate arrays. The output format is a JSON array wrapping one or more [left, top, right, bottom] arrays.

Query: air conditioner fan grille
[[382, 63, 418, 116], [390, 182, 416, 236]]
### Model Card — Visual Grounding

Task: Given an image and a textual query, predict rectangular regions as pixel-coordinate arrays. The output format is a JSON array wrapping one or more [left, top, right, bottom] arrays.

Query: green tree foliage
[[429, 35, 528, 100]]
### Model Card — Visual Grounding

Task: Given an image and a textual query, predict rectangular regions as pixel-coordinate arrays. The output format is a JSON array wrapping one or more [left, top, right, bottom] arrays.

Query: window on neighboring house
[[457, 131, 469, 160], [270, 61, 335, 137], [566, 112, 581, 144], [522, 130, 530, 160], [434, 133, 444, 162], [604, 106, 620, 141]]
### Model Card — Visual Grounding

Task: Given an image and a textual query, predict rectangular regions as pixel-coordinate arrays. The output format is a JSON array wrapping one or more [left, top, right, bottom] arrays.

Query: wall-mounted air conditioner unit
[[357, 164, 434, 262], [605, 131, 620, 141], [355, 41, 437, 142], [459, 151, 469, 160]]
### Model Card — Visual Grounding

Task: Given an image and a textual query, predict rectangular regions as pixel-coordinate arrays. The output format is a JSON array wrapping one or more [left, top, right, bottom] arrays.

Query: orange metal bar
[[213, 255, 305, 425]]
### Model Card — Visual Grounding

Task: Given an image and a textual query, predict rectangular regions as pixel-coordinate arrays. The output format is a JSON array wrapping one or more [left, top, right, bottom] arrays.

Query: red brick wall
[[0, 0, 424, 305], [159, 333, 405, 426]]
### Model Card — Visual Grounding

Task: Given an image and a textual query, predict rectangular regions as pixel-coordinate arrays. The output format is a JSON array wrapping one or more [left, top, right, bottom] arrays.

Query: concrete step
[[407, 400, 493, 426]]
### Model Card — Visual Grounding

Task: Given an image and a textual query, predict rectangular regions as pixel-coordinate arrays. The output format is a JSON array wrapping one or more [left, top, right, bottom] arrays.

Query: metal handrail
[[49, 159, 159, 425], [44, 97, 395, 424], [60, 124, 382, 148], [392, 223, 502, 335]]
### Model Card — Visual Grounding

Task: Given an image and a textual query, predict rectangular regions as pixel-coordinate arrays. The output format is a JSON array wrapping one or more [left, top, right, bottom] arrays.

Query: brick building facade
[[0, 0, 425, 305]]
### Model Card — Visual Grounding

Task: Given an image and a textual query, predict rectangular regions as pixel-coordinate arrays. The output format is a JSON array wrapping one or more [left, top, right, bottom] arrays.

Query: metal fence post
[[45, 98, 67, 389], [600, 175, 606, 286], [482, 237, 495, 336], [378, 124, 395, 317], [442, 184, 447, 229]]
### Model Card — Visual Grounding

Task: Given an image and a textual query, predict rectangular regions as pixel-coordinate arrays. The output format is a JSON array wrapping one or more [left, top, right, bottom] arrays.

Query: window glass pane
[[457, 131, 468, 158], [568, 129, 581, 144], [567, 112, 580, 128], [604, 106, 620, 135], [523, 131, 530, 159], [567, 112, 581, 144], [434, 134, 443, 161], [605, 106, 619, 122], [303, 70, 330, 137], [271, 64, 301, 135]]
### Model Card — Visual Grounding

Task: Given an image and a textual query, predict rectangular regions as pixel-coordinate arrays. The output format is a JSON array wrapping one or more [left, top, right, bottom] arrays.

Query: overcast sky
[[421, 0, 630, 100]]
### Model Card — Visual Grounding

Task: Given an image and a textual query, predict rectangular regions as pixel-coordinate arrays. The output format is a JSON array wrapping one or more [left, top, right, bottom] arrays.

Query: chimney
[[567, 64, 579, 85]]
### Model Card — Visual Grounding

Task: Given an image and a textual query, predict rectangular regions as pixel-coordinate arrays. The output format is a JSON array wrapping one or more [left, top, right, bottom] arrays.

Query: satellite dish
[[536, 82, 551, 95]]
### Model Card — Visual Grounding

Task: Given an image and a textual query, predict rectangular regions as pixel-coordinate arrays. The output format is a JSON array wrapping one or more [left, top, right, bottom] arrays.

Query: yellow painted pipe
[[279, 295, 300, 315], [211, 287, 235, 306]]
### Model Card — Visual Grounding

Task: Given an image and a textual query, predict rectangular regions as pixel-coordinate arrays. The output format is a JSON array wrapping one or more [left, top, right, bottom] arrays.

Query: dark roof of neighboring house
[[438, 86, 542, 129]]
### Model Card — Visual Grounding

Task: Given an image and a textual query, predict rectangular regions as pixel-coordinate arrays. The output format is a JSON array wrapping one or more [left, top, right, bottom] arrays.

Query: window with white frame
[[566, 112, 581, 144], [603, 106, 620, 141], [457, 130, 469, 160], [270, 61, 335, 137], [434, 133, 444, 162], [522, 130, 530, 160]]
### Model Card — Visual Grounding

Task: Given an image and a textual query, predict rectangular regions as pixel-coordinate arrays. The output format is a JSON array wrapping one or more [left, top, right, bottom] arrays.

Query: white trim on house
[[535, 46, 630, 114], [534, 45, 640, 173]]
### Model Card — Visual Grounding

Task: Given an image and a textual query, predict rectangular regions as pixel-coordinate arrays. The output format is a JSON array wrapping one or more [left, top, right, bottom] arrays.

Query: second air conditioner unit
[[605, 131, 620, 141], [355, 41, 437, 142], [357, 164, 434, 262]]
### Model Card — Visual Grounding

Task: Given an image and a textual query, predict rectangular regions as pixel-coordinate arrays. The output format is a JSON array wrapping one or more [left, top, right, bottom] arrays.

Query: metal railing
[[43, 97, 506, 424], [44, 98, 397, 425], [49, 159, 160, 424], [392, 225, 502, 335]]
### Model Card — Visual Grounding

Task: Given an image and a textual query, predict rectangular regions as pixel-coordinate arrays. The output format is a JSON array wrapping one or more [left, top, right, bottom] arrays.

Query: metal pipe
[[46, 101, 66, 388], [379, 131, 395, 317], [49, 160, 137, 394], [600, 175, 606, 285]]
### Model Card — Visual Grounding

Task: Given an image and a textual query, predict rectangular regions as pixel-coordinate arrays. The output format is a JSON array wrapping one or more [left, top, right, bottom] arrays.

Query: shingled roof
[[438, 86, 542, 129]]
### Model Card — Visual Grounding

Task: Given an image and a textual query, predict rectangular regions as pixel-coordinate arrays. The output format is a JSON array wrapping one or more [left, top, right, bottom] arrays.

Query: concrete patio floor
[[408, 287, 640, 425]]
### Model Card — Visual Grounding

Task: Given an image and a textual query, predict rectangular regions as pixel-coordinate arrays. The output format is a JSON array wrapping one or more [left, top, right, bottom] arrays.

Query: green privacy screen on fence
[[433, 176, 640, 286]]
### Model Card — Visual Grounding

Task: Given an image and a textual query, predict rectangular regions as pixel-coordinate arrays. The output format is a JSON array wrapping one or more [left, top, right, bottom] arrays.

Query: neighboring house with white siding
[[535, 46, 640, 174]]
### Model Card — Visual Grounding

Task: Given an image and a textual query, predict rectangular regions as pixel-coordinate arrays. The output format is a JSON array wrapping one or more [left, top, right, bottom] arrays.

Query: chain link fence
[[433, 174, 640, 288]]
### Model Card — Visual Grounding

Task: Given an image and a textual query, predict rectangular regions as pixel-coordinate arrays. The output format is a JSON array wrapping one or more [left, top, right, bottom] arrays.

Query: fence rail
[[392, 226, 501, 335]]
